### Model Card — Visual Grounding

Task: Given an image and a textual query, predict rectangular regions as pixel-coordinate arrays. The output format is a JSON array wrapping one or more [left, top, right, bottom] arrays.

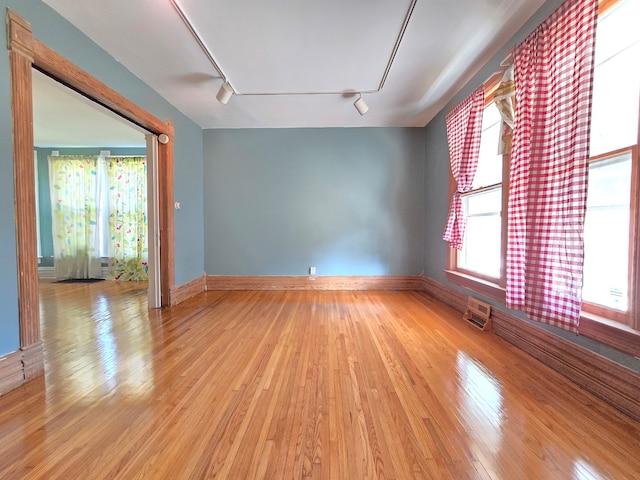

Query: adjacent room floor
[[0, 281, 638, 479]]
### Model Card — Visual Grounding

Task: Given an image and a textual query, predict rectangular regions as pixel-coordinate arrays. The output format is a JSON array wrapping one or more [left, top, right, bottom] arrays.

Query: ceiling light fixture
[[216, 82, 233, 105], [354, 94, 369, 116], [170, 0, 418, 113]]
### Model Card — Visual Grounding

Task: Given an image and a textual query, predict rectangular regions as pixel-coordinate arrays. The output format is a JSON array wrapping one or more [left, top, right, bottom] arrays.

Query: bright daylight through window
[[581, 0, 639, 322], [449, 0, 640, 330], [458, 103, 503, 280]]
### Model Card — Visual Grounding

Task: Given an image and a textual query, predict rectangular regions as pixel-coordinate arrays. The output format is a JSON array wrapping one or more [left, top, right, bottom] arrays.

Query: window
[[447, 0, 640, 337], [589, 0, 639, 158], [97, 155, 109, 258], [457, 102, 503, 280], [48, 154, 148, 281], [583, 152, 632, 315], [581, 0, 640, 327], [448, 78, 509, 294], [459, 187, 501, 278]]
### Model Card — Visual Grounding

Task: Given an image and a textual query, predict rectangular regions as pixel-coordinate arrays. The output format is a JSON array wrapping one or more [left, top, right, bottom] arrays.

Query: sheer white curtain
[[48, 155, 103, 279]]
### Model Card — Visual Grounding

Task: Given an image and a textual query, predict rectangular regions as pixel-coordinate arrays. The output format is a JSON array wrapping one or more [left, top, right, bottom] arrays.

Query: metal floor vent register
[[463, 297, 491, 331]]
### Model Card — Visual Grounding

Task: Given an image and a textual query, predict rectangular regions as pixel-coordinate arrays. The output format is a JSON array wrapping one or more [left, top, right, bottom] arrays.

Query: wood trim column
[[9, 9, 176, 312], [31, 41, 168, 134], [8, 11, 43, 373], [32, 39, 177, 307], [5, 8, 179, 393], [629, 146, 640, 330], [159, 120, 175, 307]]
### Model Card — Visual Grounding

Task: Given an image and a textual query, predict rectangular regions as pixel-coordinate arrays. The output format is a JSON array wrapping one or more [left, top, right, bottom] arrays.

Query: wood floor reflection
[[0, 281, 638, 479]]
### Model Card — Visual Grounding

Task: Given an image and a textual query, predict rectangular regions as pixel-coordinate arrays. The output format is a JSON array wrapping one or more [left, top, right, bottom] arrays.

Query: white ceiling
[[40, 0, 546, 130], [33, 69, 147, 147]]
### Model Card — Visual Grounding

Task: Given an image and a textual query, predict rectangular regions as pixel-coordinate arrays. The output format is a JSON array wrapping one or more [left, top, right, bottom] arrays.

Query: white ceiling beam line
[[235, 89, 379, 97], [170, 0, 418, 98], [378, 0, 417, 92], [169, 0, 235, 92]]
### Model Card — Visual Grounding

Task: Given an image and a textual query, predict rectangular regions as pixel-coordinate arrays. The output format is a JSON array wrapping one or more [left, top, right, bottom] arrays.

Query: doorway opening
[[32, 69, 161, 308], [9, 9, 175, 381]]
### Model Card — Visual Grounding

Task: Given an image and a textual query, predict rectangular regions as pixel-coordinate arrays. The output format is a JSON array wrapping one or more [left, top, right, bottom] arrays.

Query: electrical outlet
[[309, 266, 316, 275]]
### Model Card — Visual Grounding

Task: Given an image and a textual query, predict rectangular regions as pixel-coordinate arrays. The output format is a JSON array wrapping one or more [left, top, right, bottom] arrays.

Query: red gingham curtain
[[443, 86, 485, 249], [506, 0, 598, 332]]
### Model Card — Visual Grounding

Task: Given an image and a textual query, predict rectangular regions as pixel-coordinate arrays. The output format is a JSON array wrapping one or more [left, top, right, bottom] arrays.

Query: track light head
[[354, 94, 369, 115], [216, 82, 233, 105]]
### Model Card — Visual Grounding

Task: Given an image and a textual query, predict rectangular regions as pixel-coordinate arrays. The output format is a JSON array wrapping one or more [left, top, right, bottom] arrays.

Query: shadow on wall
[[203, 128, 425, 276]]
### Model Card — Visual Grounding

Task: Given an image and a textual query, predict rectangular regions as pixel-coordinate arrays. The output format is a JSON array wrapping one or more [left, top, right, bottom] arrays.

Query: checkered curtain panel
[[507, 0, 598, 332], [443, 86, 485, 249]]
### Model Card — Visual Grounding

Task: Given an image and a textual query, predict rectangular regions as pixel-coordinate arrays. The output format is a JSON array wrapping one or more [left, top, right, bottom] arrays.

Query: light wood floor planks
[[0, 281, 639, 479]]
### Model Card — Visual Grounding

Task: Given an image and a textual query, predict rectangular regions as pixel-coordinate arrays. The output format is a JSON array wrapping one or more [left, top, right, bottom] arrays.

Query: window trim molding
[[445, 269, 505, 303], [579, 312, 640, 358], [447, 76, 508, 288], [582, 146, 638, 328]]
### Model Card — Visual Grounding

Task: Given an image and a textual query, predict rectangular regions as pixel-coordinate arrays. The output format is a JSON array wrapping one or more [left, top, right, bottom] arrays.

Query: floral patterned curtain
[[107, 157, 148, 281], [48, 155, 102, 279]]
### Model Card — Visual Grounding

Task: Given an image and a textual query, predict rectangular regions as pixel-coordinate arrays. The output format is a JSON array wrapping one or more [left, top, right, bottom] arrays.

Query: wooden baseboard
[[0, 351, 24, 395], [170, 274, 206, 306], [422, 276, 640, 422], [422, 277, 468, 313], [206, 275, 424, 291], [21, 342, 44, 381]]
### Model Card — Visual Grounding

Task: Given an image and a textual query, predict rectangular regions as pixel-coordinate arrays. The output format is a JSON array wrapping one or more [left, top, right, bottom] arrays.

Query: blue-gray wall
[[35, 147, 146, 265], [0, 0, 205, 356], [203, 128, 425, 276], [0, 2, 18, 354]]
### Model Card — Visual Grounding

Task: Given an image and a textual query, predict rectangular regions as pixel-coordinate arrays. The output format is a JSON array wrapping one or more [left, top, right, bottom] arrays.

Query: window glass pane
[[465, 187, 501, 216], [590, 0, 640, 157], [459, 187, 501, 278], [582, 152, 632, 311], [96, 156, 109, 258], [595, 0, 639, 62], [473, 104, 502, 189]]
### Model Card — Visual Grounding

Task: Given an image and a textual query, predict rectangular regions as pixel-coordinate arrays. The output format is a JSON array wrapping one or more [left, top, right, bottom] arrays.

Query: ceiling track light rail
[[170, 0, 418, 113], [169, 0, 233, 91]]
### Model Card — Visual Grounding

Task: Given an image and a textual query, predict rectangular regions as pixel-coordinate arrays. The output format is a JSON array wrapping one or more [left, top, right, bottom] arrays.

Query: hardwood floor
[[0, 281, 639, 479]]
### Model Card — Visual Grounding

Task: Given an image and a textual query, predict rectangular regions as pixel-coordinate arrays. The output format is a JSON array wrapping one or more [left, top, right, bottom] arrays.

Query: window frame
[[581, 146, 639, 327], [454, 184, 503, 282], [445, 0, 640, 357], [446, 74, 509, 301]]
